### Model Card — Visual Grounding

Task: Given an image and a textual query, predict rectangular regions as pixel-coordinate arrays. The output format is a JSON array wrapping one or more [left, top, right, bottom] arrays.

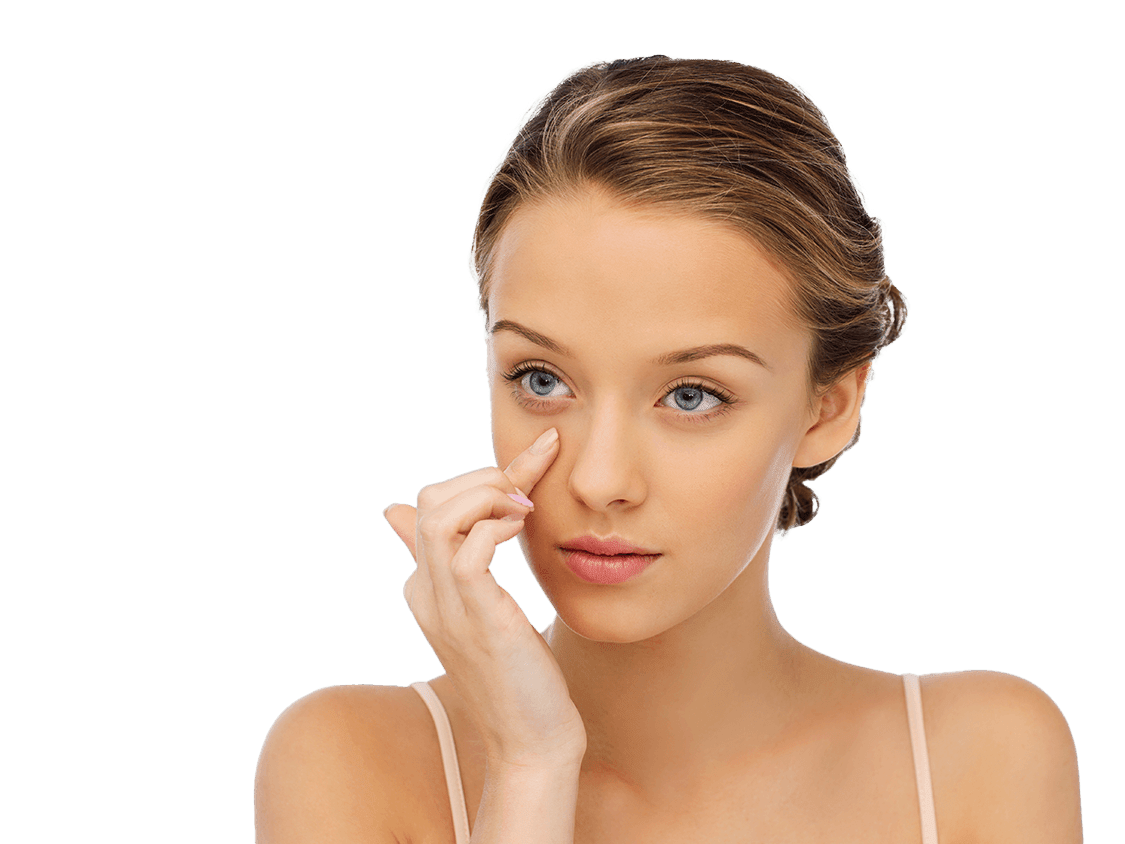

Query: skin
[[485, 185, 872, 812]]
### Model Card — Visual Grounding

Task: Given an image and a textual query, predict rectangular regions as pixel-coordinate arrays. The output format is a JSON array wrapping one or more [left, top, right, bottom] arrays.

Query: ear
[[792, 363, 870, 469]]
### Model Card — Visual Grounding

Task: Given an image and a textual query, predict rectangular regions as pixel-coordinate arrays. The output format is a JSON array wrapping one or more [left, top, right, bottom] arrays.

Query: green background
[[6, 0, 1116, 841]]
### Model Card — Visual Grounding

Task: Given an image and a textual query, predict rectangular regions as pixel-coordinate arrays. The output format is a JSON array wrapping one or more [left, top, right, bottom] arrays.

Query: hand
[[383, 427, 587, 768]]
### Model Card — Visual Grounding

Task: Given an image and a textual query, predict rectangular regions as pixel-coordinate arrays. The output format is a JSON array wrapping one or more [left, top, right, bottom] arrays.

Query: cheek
[[490, 396, 545, 475], [739, 458, 787, 522], [661, 439, 791, 545]]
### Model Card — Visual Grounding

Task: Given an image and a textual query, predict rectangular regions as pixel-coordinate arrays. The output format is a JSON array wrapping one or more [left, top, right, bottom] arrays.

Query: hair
[[472, 56, 906, 532]]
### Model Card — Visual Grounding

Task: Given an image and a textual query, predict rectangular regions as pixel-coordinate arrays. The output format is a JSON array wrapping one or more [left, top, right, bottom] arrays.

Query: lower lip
[[562, 549, 660, 584]]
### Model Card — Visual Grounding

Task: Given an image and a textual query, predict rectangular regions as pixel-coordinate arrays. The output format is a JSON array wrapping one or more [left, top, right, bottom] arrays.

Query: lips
[[559, 534, 659, 556]]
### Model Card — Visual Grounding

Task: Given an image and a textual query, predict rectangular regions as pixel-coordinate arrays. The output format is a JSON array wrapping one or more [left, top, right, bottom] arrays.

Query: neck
[[545, 536, 830, 808]]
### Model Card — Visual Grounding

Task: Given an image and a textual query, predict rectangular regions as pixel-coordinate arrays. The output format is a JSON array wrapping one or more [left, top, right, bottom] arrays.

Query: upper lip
[[560, 535, 660, 556]]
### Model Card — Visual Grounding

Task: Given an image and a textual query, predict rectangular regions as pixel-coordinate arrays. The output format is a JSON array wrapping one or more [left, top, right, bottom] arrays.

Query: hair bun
[[778, 468, 820, 531], [878, 277, 907, 350]]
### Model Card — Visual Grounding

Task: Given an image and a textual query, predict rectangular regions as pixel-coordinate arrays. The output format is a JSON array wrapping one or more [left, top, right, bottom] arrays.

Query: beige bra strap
[[902, 674, 939, 844], [410, 681, 472, 844]]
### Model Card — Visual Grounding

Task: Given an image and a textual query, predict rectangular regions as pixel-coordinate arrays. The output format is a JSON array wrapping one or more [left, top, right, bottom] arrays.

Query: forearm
[[469, 757, 584, 844]]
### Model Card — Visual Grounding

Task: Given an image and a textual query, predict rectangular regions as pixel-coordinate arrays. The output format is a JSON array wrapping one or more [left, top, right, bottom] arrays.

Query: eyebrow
[[489, 319, 771, 372]]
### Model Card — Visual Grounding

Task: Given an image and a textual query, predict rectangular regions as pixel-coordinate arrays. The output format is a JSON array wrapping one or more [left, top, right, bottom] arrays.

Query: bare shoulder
[[254, 684, 425, 844], [920, 670, 1082, 844], [920, 670, 1078, 775]]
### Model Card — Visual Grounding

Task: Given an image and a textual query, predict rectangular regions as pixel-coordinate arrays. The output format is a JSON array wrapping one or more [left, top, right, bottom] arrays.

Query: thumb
[[383, 503, 418, 560]]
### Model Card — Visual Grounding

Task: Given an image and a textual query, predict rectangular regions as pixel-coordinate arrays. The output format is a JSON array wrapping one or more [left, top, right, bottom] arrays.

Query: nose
[[560, 416, 648, 508]]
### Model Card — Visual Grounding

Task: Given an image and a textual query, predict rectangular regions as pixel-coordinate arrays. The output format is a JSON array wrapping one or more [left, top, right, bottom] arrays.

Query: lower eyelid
[[504, 365, 735, 418]]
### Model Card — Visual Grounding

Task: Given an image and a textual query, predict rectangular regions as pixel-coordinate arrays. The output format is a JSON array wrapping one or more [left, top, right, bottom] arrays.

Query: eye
[[501, 362, 737, 424]]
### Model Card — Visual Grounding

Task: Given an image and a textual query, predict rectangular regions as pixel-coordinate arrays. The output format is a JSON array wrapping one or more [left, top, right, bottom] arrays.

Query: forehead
[[488, 190, 809, 371]]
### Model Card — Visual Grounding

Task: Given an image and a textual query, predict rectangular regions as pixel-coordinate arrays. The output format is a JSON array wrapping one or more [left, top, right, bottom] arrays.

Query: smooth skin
[[248, 184, 1080, 844]]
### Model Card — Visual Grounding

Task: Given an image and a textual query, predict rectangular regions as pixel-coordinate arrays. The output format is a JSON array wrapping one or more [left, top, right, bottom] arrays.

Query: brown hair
[[473, 56, 906, 532]]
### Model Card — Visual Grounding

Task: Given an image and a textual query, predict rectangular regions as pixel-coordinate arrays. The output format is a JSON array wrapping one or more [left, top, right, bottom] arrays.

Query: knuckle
[[417, 513, 444, 544], [416, 485, 440, 511], [449, 556, 473, 581]]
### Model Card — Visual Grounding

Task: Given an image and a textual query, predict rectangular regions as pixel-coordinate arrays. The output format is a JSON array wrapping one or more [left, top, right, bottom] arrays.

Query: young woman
[[255, 56, 1082, 843]]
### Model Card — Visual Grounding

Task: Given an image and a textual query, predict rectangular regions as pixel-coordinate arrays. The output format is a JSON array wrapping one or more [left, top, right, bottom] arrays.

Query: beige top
[[410, 673, 939, 844]]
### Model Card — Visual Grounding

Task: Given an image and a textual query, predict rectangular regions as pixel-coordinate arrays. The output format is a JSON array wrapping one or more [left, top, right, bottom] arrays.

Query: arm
[[470, 756, 584, 844], [953, 671, 1082, 843]]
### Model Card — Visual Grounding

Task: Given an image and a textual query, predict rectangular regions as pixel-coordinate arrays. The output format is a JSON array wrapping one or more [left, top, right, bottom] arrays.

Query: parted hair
[[472, 56, 906, 532]]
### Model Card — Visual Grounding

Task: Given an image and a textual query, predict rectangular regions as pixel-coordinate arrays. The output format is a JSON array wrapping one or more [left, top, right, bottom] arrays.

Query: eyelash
[[501, 362, 738, 425]]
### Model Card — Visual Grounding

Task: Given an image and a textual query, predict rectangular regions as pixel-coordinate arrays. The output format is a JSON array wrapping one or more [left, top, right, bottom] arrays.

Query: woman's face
[[487, 187, 821, 644]]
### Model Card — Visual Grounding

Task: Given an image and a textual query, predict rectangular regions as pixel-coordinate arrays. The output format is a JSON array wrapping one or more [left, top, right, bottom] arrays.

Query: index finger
[[384, 426, 560, 551], [502, 427, 560, 500], [419, 426, 560, 507]]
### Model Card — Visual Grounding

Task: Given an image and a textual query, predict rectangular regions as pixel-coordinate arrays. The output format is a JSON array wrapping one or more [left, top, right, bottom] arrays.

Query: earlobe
[[791, 364, 870, 469]]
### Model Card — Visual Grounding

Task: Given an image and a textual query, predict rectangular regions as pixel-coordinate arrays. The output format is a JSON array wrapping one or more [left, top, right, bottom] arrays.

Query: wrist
[[484, 750, 586, 779]]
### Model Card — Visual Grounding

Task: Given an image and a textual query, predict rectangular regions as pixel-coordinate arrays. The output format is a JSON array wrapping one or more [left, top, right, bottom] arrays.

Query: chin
[[559, 590, 705, 646], [516, 535, 675, 645]]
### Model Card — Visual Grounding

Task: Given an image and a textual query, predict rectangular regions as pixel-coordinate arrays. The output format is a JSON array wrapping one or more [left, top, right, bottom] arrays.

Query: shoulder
[[920, 670, 1082, 844], [254, 684, 425, 844], [920, 670, 1077, 768]]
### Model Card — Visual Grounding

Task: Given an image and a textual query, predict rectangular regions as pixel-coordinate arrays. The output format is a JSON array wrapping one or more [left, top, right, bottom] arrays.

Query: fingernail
[[383, 503, 396, 518], [530, 427, 559, 455], [507, 492, 534, 508]]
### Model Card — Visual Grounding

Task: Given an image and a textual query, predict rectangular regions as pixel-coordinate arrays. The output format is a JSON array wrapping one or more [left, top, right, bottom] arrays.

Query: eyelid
[[504, 359, 731, 393], [501, 360, 738, 422]]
